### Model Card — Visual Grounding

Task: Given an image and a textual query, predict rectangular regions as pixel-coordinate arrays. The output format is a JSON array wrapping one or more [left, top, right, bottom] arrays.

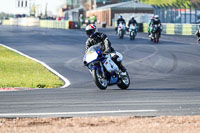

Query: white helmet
[[85, 24, 96, 37], [154, 15, 159, 19]]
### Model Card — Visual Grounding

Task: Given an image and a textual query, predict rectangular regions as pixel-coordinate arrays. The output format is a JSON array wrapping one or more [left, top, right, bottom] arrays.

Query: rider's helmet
[[154, 15, 159, 21], [86, 24, 96, 37], [131, 17, 135, 20], [119, 15, 123, 19]]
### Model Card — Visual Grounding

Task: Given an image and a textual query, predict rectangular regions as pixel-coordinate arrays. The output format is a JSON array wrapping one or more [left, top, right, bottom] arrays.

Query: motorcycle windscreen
[[85, 52, 98, 63]]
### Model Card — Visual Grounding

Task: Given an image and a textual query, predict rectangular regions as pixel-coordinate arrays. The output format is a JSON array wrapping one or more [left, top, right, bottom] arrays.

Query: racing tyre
[[130, 32, 135, 40], [119, 30, 124, 39], [92, 69, 107, 90], [117, 71, 130, 90]]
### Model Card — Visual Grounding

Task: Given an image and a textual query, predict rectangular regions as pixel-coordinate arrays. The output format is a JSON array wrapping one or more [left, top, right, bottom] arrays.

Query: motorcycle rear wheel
[[92, 69, 107, 90]]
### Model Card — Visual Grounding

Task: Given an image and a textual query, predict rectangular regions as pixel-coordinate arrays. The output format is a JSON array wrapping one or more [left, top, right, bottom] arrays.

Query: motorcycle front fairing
[[83, 44, 107, 81]]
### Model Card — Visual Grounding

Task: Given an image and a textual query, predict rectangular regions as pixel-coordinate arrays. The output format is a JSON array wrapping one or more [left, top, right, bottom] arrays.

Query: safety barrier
[[2, 18, 199, 35], [2, 18, 39, 26], [39, 20, 69, 29], [142, 23, 198, 35], [2, 18, 78, 30]]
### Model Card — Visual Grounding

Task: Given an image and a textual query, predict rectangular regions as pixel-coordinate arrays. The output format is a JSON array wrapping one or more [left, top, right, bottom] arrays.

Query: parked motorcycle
[[150, 24, 161, 43], [118, 22, 126, 39], [83, 44, 130, 90], [129, 24, 137, 40]]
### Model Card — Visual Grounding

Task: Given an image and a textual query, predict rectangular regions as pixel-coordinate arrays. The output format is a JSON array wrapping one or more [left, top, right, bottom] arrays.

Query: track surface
[[0, 26, 200, 117]]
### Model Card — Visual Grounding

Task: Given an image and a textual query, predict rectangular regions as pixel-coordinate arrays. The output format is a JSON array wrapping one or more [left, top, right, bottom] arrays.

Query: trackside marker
[[0, 110, 158, 117], [0, 88, 20, 91], [0, 43, 70, 89]]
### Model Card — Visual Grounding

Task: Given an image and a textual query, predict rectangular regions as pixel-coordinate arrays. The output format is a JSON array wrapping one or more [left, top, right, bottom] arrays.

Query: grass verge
[[0, 46, 64, 88]]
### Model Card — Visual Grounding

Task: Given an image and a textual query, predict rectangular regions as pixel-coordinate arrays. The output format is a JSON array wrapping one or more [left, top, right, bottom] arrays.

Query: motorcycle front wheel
[[117, 71, 130, 90], [130, 31, 135, 40], [155, 32, 159, 43], [92, 69, 107, 90], [119, 30, 124, 39]]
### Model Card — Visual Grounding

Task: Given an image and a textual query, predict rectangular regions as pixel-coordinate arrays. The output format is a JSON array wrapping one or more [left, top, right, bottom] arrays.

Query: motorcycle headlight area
[[86, 52, 98, 63]]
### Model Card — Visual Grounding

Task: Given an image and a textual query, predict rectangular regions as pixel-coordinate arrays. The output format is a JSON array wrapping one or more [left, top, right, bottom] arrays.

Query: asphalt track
[[0, 26, 200, 117]]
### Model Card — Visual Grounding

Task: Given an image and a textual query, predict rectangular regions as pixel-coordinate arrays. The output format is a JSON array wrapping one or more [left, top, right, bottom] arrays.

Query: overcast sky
[[0, 0, 66, 15]]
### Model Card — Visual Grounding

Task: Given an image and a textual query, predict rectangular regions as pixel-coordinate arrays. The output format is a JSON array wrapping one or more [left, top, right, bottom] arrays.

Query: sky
[[0, 0, 66, 15]]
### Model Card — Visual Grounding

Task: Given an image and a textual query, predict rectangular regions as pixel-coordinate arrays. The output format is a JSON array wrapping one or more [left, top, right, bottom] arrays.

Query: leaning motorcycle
[[129, 24, 137, 40], [118, 22, 126, 39], [83, 44, 130, 90], [195, 29, 200, 44], [150, 24, 161, 43]]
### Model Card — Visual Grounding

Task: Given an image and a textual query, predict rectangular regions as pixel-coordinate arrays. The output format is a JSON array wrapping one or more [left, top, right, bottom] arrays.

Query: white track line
[[0, 110, 157, 117], [0, 43, 70, 88]]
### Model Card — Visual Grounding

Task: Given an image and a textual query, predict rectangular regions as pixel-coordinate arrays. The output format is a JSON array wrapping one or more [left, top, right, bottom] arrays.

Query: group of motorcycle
[[82, 23, 162, 90], [117, 22, 137, 40], [117, 22, 162, 43]]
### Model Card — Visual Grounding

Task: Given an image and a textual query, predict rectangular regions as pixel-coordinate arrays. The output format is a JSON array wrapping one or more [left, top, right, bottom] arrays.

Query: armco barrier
[[142, 23, 198, 35]]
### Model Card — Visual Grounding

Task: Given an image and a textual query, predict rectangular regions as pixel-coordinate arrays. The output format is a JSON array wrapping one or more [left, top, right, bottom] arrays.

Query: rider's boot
[[118, 62, 126, 72], [112, 55, 126, 72]]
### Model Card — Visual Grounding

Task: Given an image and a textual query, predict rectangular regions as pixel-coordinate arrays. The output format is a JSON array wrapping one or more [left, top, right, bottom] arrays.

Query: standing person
[[79, 14, 84, 27], [86, 16, 91, 25], [91, 16, 97, 24], [85, 24, 126, 72]]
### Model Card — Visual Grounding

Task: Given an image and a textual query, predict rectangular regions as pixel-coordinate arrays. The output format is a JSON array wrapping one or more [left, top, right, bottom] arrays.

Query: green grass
[[0, 46, 64, 88]]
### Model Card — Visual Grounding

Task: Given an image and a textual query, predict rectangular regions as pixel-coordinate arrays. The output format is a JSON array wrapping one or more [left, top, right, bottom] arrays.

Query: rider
[[115, 15, 126, 33], [128, 17, 138, 30], [148, 15, 155, 36], [151, 15, 162, 37], [195, 25, 200, 43], [85, 24, 126, 72]]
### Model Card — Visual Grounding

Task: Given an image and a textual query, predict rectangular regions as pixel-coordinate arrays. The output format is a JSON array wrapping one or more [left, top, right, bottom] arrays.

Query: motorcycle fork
[[99, 62, 105, 78]]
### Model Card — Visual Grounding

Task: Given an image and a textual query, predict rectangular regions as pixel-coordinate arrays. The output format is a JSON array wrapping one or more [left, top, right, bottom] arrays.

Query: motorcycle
[[118, 22, 126, 39], [83, 44, 130, 90], [129, 24, 137, 40], [150, 24, 161, 43], [195, 29, 200, 44]]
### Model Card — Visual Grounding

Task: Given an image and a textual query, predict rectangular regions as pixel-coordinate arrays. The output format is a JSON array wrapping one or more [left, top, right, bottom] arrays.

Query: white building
[[15, 0, 33, 15], [0, 0, 66, 16]]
